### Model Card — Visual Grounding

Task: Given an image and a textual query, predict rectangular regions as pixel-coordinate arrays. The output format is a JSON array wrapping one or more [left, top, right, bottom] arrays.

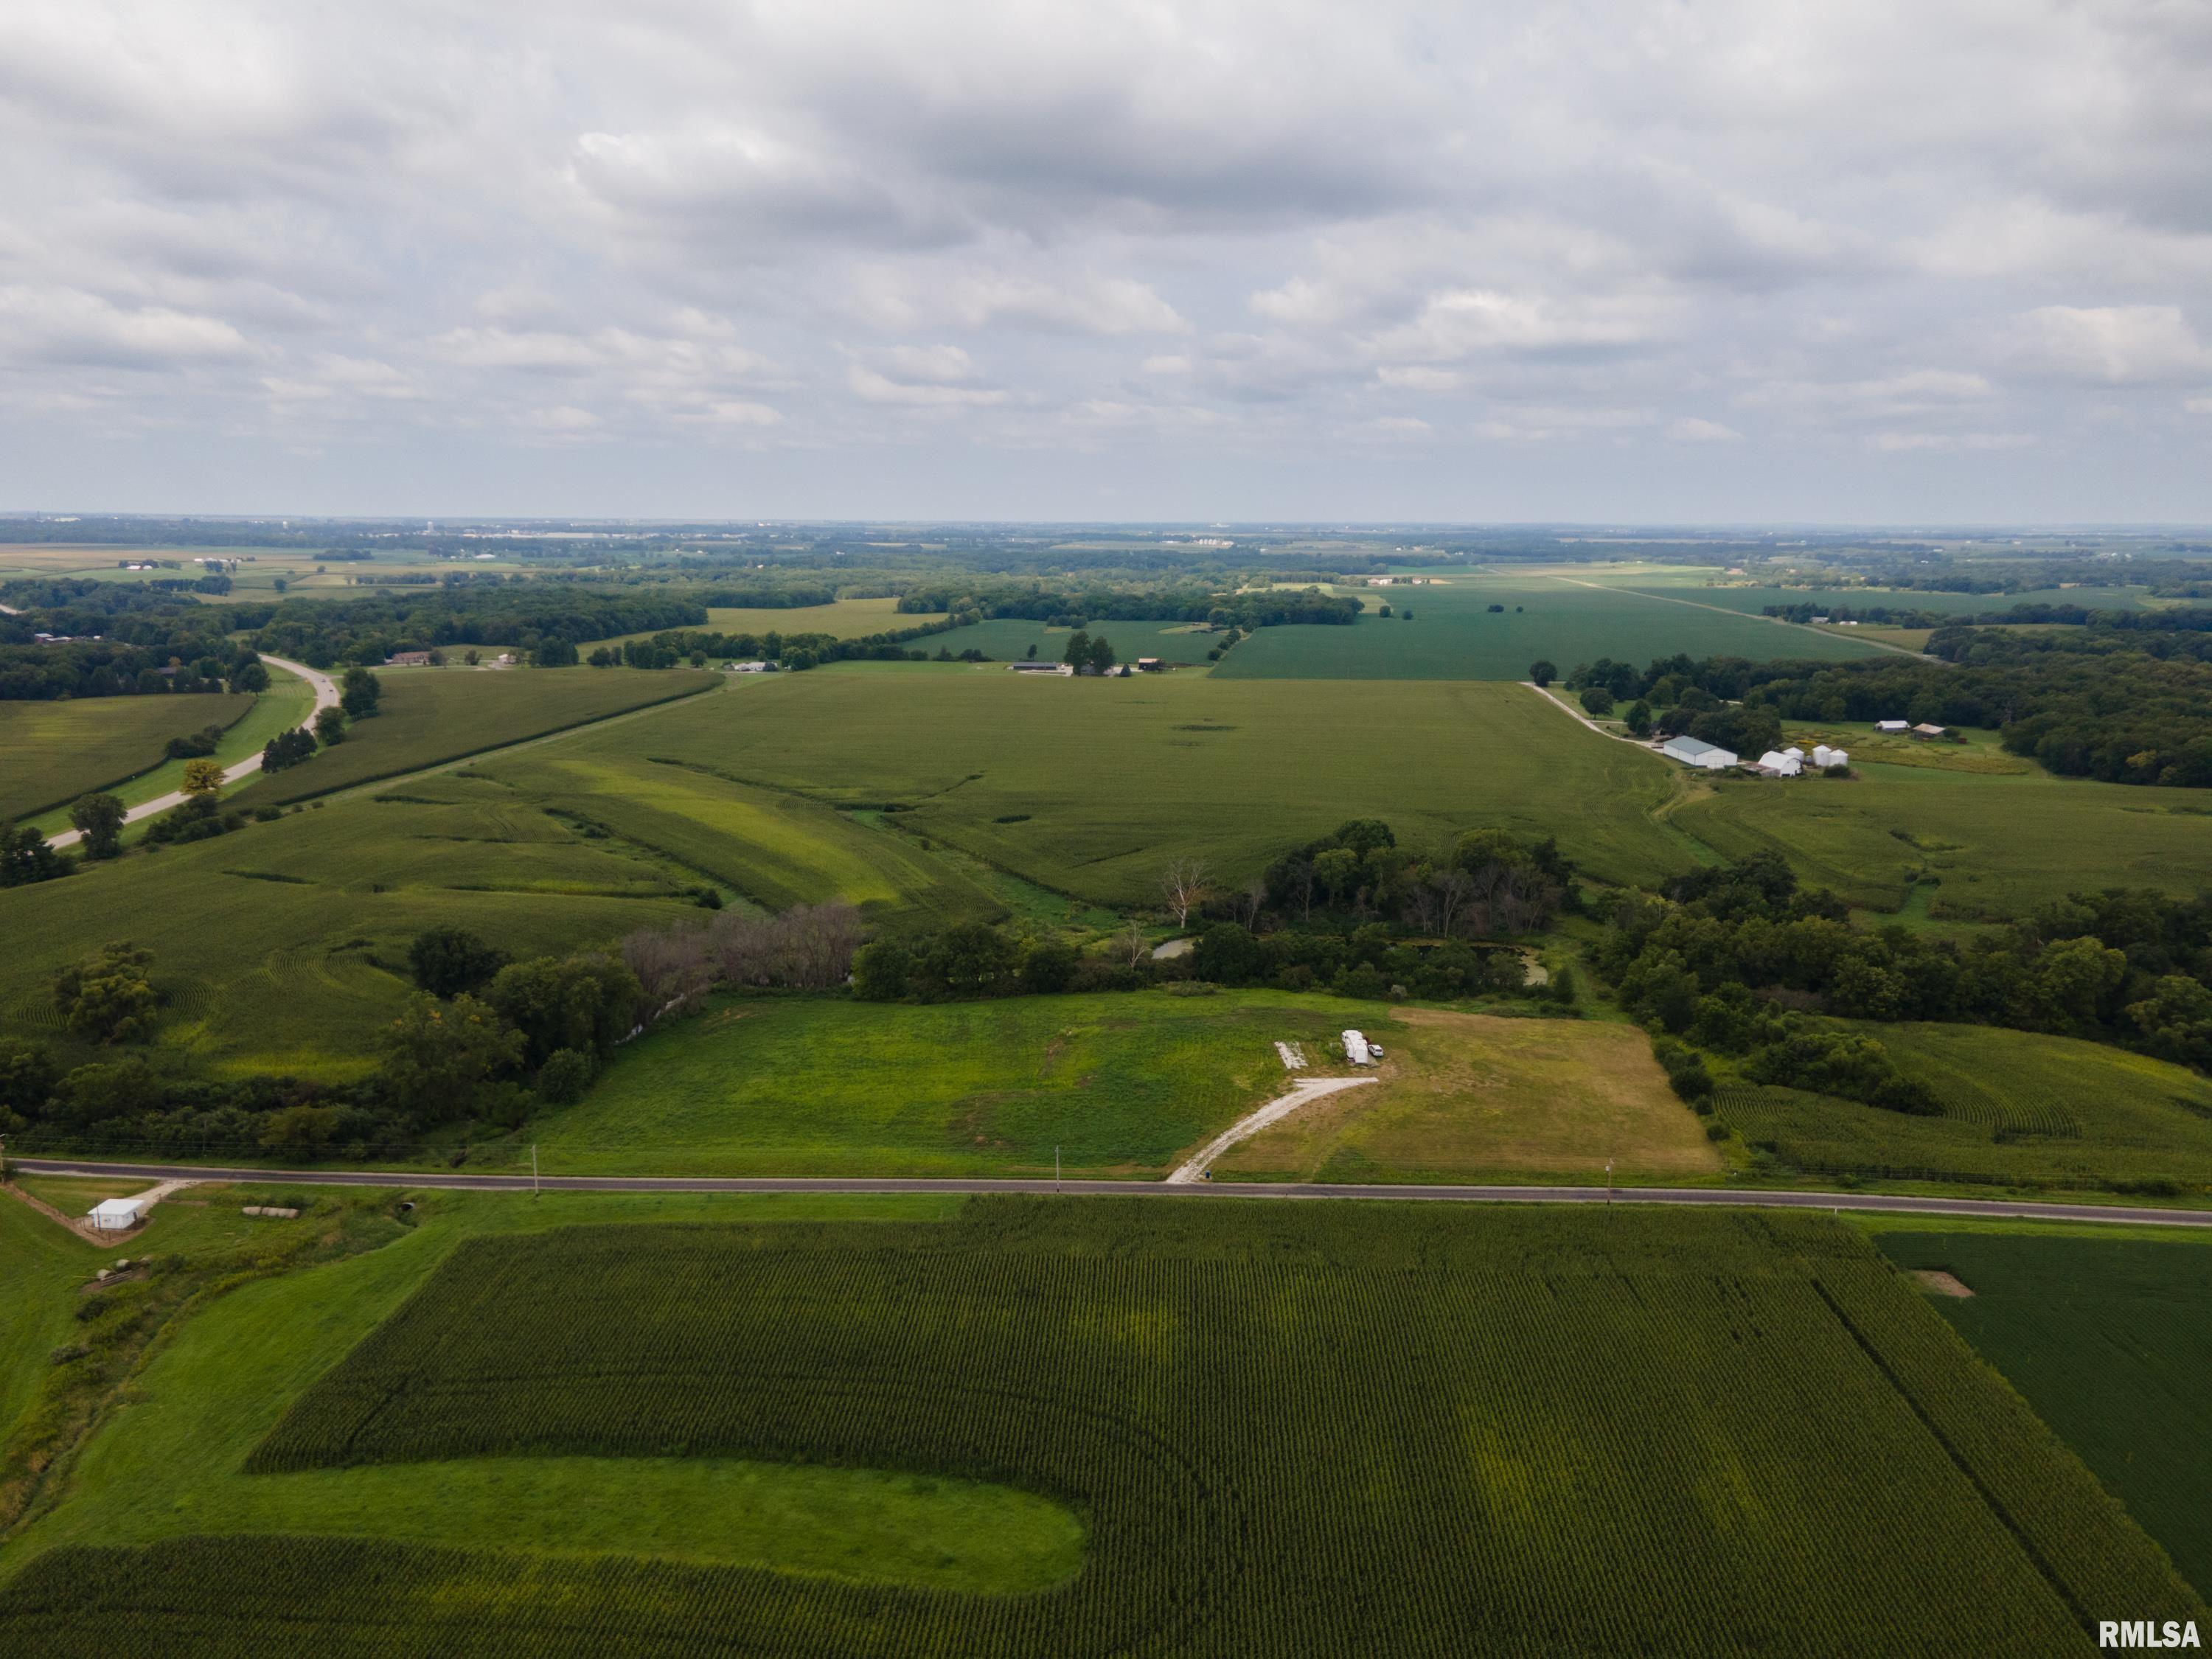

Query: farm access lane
[[46, 655, 339, 850], [14, 1159, 2212, 1228]]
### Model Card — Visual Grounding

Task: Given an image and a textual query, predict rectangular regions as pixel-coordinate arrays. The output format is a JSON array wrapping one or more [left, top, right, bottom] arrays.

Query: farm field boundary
[[4, 1203, 2201, 1655], [13, 1161, 2212, 1225]]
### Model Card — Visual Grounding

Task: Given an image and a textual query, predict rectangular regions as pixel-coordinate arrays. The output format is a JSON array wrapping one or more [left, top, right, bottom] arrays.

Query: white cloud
[[0, 286, 255, 369], [2007, 305, 2209, 384], [1666, 417, 1742, 442], [0, 0, 2208, 511], [846, 364, 1008, 406]]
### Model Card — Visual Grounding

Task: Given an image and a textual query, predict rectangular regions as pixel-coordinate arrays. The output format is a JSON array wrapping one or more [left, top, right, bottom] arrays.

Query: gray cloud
[[0, 0, 2206, 517]]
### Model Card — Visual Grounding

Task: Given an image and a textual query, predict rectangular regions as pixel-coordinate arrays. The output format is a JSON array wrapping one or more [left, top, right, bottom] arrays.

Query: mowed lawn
[[1213, 568, 1889, 680], [1875, 1230, 2212, 1598], [0, 693, 254, 822], [1215, 1008, 1722, 1185], [608, 664, 1694, 901], [535, 991, 1360, 1177], [1672, 758, 2212, 911], [229, 665, 720, 806]]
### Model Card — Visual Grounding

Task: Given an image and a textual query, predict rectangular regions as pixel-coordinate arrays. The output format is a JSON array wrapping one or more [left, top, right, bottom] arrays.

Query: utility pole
[[532, 1144, 540, 1199], [1605, 1161, 1613, 1204], [1055, 1146, 1060, 1193]]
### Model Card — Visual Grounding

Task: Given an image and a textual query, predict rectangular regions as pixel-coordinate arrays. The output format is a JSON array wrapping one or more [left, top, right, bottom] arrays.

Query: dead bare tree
[[1160, 856, 1209, 929], [1119, 917, 1152, 969], [1236, 876, 1267, 929]]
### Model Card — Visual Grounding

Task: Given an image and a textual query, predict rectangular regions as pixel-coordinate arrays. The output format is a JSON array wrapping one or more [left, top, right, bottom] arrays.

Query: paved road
[[48, 655, 339, 849], [15, 1158, 2211, 1226]]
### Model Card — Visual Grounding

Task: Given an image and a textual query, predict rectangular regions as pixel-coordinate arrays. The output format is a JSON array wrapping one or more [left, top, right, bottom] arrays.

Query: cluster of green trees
[[0, 931, 645, 1158], [0, 633, 269, 702], [893, 579, 1361, 632], [244, 587, 710, 669], [1259, 821, 1575, 936], [1557, 645, 2212, 787], [591, 614, 963, 672], [1596, 853, 2212, 1099]]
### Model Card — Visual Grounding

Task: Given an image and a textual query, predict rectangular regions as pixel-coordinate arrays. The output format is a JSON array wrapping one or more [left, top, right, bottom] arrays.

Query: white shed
[[88, 1198, 142, 1232], [1342, 1029, 1377, 1066], [1660, 734, 1739, 771], [1876, 719, 1909, 732], [1756, 750, 1803, 776]]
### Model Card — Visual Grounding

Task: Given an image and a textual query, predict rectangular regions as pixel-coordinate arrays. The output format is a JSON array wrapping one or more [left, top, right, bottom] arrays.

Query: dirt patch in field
[[1910, 1269, 1975, 1298], [1213, 1009, 1721, 1183]]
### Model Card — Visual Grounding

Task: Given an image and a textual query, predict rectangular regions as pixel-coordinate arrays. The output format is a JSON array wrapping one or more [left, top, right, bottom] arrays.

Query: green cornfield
[[1, 1200, 2198, 1655]]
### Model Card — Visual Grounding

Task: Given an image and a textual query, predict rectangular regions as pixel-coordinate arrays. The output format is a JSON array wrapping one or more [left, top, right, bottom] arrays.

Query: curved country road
[[48, 655, 339, 849], [13, 1158, 2211, 1226]]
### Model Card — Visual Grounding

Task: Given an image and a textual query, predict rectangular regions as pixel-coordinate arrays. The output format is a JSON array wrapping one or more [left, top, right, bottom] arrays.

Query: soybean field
[[2, 1200, 2197, 1656], [1875, 1230, 2212, 1598], [1211, 568, 1888, 681]]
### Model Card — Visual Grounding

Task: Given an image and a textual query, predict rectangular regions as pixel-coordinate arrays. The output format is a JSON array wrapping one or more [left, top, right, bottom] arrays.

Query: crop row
[[5, 1201, 2202, 1655]]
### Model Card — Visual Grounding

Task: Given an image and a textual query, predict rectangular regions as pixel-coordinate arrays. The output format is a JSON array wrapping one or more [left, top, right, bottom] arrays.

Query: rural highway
[[14, 1158, 2211, 1227], [47, 655, 339, 849]]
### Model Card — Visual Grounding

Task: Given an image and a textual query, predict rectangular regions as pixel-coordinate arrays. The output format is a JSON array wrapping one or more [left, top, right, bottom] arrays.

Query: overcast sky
[[2, 0, 2208, 522]]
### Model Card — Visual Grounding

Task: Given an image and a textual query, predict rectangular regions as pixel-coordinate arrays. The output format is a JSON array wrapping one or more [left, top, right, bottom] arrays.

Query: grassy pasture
[[228, 666, 718, 807], [1214, 568, 1889, 680], [1875, 1231, 2212, 1597], [1216, 1008, 1721, 1184], [3, 1199, 2197, 1654], [0, 694, 253, 823], [1713, 1023, 2212, 1192], [604, 666, 1694, 902], [530, 990, 1358, 1177], [1673, 759, 2212, 913]]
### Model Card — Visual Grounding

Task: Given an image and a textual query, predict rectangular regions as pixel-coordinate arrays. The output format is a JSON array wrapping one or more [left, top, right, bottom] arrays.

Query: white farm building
[[1756, 750, 1803, 777], [1660, 734, 1739, 770], [88, 1197, 144, 1232], [1811, 744, 1849, 768]]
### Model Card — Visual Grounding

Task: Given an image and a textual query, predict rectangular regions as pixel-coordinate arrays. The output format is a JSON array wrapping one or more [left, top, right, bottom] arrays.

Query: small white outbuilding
[[1756, 750, 1803, 777], [1342, 1029, 1377, 1066], [87, 1198, 143, 1232], [1877, 719, 1909, 732]]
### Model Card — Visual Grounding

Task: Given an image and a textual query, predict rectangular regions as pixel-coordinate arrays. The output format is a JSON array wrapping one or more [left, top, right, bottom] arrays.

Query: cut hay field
[[228, 666, 719, 807], [1713, 1023, 2212, 1193], [1874, 1230, 2212, 1599], [595, 664, 1694, 901], [1673, 759, 2212, 912], [1214, 1007, 1721, 1184], [531, 990, 1360, 1178], [3, 1197, 2198, 1655], [1213, 567, 1890, 680], [0, 693, 254, 822]]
